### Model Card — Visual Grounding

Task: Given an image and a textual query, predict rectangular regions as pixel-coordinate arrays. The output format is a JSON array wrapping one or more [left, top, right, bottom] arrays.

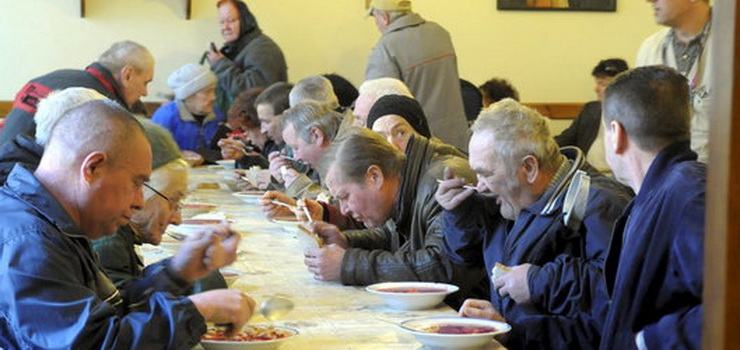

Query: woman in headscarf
[[206, 0, 288, 114], [367, 94, 466, 157]]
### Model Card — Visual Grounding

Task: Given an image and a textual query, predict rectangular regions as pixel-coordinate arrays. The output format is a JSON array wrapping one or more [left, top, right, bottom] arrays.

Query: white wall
[[0, 0, 661, 103]]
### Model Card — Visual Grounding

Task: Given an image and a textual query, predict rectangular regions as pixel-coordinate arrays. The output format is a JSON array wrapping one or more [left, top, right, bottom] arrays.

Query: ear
[[80, 151, 108, 184], [310, 127, 326, 146], [364, 164, 386, 190], [520, 155, 540, 185], [119, 65, 135, 86], [608, 121, 628, 155]]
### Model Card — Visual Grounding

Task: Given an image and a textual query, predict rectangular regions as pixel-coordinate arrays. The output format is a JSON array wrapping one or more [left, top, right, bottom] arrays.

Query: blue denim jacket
[[0, 165, 205, 349]]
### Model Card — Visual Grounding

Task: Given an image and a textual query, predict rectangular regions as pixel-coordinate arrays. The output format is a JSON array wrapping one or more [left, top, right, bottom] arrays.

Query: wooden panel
[[524, 102, 583, 120], [703, 0, 740, 349]]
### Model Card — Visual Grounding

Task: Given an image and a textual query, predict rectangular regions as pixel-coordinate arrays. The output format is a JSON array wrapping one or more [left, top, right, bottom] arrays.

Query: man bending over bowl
[[0, 100, 254, 348]]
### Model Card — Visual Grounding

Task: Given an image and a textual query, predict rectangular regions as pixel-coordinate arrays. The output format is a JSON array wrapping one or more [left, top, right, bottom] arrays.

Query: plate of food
[[365, 282, 459, 310], [201, 324, 298, 350], [399, 316, 510, 349], [168, 219, 227, 237]]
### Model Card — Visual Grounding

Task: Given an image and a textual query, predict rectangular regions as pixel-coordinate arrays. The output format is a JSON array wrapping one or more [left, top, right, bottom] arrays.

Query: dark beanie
[[136, 117, 183, 170], [367, 95, 432, 138]]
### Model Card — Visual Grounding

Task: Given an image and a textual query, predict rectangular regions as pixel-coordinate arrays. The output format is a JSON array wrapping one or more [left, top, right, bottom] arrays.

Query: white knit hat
[[167, 63, 217, 100]]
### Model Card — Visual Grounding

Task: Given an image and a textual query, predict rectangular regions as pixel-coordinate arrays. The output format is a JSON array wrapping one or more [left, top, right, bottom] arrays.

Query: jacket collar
[[85, 62, 128, 109], [635, 141, 696, 203], [392, 135, 432, 223], [3, 164, 85, 238], [175, 99, 218, 124], [522, 147, 584, 217], [385, 13, 426, 35]]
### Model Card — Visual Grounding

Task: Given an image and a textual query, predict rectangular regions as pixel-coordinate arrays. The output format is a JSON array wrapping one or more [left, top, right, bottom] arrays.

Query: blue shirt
[[151, 100, 222, 152], [0, 165, 205, 349]]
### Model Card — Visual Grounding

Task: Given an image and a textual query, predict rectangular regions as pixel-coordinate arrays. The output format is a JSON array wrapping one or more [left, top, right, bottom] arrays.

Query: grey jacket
[[340, 135, 475, 286], [366, 13, 470, 151], [211, 33, 288, 99]]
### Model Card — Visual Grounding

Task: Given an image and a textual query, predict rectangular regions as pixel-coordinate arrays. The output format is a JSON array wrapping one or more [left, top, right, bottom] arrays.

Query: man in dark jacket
[[0, 100, 254, 348], [303, 128, 483, 303], [436, 99, 632, 349], [0, 40, 154, 145], [599, 66, 705, 349]]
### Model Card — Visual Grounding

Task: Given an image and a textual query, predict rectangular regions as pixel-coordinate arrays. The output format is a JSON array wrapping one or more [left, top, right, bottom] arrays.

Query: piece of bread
[[491, 262, 511, 284], [196, 182, 220, 190], [296, 224, 324, 250]]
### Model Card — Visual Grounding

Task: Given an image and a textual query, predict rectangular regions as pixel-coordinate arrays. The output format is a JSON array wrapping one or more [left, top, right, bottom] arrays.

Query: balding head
[[44, 100, 149, 168], [37, 100, 152, 239]]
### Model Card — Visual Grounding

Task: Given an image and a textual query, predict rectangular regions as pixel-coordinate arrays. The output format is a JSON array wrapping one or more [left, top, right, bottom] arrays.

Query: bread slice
[[491, 262, 511, 284], [296, 224, 324, 250]]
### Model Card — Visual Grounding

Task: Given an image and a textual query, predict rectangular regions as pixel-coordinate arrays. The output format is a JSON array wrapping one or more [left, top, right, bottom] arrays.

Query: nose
[[170, 208, 182, 225], [132, 187, 145, 211]]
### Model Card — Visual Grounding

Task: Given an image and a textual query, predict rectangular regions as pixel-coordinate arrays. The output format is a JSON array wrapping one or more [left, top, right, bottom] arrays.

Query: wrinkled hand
[[219, 138, 245, 160], [435, 167, 476, 211], [493, 263, 532, 305], [303, 244, 346, 281], [295, 198, 323, 223], [189, 289, 255, 338], [308, 221, 348, 248], [206, 50, 225, 66], [172, 224, 241, 281], [258, 191, 296, 219], [268, 152, 292, 184], [459, 298, 506, 322]]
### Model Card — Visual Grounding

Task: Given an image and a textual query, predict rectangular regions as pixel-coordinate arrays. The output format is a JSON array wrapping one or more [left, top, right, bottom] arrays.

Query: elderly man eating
[[0, 100, 254, 348]]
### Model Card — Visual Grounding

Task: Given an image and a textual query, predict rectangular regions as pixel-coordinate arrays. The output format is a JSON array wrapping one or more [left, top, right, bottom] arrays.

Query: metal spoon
[[259, 296, 294, 321]]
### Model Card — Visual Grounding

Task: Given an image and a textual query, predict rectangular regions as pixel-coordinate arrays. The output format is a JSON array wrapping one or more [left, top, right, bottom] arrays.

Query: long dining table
[[142, 166, 504, 349]]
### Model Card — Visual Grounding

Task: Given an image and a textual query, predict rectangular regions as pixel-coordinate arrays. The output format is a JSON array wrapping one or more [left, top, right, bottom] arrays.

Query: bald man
[[0, 100, 254, 348]]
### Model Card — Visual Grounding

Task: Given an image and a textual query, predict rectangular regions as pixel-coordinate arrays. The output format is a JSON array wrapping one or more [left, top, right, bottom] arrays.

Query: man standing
[[599, 66, 705, 349], [0, 40, 155, 145], [636, 0, 712, 162], [0, 100, 254, 348], [365, 0, 469, 151]]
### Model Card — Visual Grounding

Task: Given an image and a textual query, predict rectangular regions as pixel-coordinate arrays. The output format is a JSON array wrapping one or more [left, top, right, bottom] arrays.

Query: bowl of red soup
[[200, 325, 298, 350], [400, 317, 510, 349], [365, 282, 459, 310]]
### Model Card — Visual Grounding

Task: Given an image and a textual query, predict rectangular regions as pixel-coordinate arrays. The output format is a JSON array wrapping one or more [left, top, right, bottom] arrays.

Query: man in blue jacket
[[0, 100, 255, 349], [598, 66, 705, 349], [436, 99, 632, 349]]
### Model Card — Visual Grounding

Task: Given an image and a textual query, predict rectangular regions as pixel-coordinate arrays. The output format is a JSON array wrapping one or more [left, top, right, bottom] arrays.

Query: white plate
[[400, 316, 510, 349], [365, 282, 459, 310], [200, 325, 298, 350], [232, 191, 265, 204], [219, 268, 247, 287], [215, 159, 236, 170]]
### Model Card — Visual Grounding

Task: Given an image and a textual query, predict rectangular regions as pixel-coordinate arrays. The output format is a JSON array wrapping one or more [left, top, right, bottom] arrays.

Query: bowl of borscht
[[400, 316, 510, 349], [365, 282, 459, 310]]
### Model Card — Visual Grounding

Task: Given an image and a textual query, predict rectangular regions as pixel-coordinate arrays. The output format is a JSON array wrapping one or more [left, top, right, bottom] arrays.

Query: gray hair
[[289, 75, 339, 109], [358, 78, 413, 99], [471, 99, 561, 173], [603, 66, 690, 152], [34, 88, 108, 146], [318, 127, 405, 185], [98, 40, 154, 73], [281, 101, 343, 142], [143, 158, 189, 202]]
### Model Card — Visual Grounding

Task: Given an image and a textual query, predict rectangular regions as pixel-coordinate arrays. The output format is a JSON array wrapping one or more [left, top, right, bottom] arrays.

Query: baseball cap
[[365, 0, 412, 16]]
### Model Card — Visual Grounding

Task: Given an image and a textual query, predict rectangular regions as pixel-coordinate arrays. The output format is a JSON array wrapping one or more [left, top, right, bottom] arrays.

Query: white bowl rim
[[219, 268, 247, 275], [201, 325, 299, 345], [365, 281, 460, 296], [182, 202, 219, 208], [399, 316, 511, 337], [232, 191, 266, 197]]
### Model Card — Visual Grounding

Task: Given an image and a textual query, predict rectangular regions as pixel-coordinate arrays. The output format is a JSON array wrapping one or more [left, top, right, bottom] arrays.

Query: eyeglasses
[[143, 182, 182, 212]]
